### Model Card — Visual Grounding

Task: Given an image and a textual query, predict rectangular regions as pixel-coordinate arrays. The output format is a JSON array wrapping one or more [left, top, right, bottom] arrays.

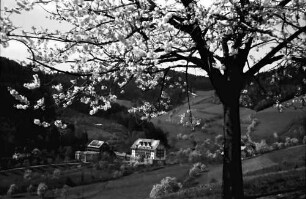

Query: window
[[156, 149, 164, 158]]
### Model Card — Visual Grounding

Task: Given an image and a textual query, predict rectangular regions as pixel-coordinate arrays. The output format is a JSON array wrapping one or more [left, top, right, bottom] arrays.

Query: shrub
[[150, 184, 164, 198], [7, 184, 18, 196], [189, 165, 201, 178], [272, 142, 285, 150], [290, 138, 299, 145], [255, 139, 271, 154], [188, 150, 202, 163], [149, 177, 182, 198], [284, 136, 299, 147], [52, 168, 61, 179], [24, 169, 32, 181], [37, 182, 48, 198], [189, 162, 208, 178]]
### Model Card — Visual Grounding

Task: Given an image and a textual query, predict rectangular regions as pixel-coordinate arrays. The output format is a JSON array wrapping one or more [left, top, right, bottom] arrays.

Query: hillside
[[151, 90, 306, 150]]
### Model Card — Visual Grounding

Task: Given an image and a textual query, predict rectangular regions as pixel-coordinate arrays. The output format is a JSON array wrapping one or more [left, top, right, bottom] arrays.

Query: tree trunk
[[222, 98, 244, 199], [207, 56, 245, 198]]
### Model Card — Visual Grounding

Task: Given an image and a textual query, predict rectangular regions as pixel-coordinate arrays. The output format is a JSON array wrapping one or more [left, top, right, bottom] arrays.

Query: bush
[[37, 182, 48, 198], [188, 150, 202, 163], [272, 142, 285, 150], [189, 166, 201, 178], [24, 169, 32, 181], [255, 139, 271, 154], [7, 184, 18, 197], [149, 177, 182, 198], [284, 137, 299, 147], [189, 162, 208, 178], [52, 168, 61, 179], [290, 138, 299, 145]]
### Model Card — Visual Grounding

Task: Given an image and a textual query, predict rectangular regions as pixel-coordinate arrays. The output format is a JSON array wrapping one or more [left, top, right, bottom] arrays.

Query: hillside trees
[[1, 0, 306, 198]]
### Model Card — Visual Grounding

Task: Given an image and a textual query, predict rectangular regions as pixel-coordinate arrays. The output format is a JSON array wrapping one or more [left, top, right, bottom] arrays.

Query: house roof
[[87, 140, 106, 149], [131, 138, 162, 150]]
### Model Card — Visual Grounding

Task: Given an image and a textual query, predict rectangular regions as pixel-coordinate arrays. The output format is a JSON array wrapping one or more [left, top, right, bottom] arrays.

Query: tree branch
[[245, 26, 306, 76]]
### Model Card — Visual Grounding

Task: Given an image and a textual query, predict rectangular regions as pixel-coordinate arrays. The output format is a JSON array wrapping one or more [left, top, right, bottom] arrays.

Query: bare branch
[[245, 26, 306, 76]]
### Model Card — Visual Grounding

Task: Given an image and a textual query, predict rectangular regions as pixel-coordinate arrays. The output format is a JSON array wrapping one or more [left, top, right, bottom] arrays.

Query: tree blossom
[[8, 87, 30, 107], [34, 97, 45, 110], [54, 120, 67, 129], [23, 74, 40, 90]]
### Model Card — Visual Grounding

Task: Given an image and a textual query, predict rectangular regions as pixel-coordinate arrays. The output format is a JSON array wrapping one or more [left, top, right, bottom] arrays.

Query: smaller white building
[[75, 151, 100, 162], [130, 138, 166, 164]]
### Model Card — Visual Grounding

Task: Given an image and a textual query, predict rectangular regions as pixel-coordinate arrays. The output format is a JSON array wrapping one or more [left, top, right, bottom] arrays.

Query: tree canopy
[[1, 0, 305, 118]]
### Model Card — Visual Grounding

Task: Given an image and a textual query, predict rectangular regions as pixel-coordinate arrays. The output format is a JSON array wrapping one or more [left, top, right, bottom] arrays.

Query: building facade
[[75, 140, 110, 162], [130, 138, 166, 164]]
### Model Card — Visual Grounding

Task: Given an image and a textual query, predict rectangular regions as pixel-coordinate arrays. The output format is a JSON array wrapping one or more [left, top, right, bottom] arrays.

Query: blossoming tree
[[1, 0, 305, 198]]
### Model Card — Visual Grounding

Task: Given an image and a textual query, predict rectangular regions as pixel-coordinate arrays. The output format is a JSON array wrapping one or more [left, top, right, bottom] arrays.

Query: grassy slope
[[252, 106, 306, 142], [151, 91, 305, 149], [197, 145, 306, 185], [16, 145, 302, 199]]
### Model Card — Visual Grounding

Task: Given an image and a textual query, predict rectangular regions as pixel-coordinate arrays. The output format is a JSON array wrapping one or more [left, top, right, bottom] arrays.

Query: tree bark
[[222, 98, 244, 199], [207, 55, 245, 199]]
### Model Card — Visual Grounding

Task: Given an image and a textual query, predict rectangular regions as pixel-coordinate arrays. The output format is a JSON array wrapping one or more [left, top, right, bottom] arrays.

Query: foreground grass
[[160, 167, 306, 199]]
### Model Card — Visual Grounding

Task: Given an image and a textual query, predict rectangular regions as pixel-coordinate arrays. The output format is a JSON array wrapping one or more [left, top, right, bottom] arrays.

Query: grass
[[160, 168, 306, 199]]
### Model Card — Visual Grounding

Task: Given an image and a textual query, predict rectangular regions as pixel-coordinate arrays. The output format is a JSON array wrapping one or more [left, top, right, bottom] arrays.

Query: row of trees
[[1, 0, 305, 198]]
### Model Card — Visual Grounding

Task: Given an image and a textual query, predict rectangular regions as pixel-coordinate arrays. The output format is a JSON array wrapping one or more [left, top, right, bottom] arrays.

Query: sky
[[0, 0, 69, 62]]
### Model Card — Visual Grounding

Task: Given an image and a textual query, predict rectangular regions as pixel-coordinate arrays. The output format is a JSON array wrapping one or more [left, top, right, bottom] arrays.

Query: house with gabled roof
[[75, 140, 111, 162], [130, 138, 166, 164], [87, 140, 110, 152]]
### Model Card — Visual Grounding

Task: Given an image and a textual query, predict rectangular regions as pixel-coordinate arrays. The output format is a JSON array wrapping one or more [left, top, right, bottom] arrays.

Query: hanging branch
[[157, 68, 170, 110], [185, 60, 193, 128]]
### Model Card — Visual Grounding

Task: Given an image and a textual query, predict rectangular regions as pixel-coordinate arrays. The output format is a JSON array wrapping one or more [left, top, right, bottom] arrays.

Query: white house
[[130, 138, 166, 164]]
